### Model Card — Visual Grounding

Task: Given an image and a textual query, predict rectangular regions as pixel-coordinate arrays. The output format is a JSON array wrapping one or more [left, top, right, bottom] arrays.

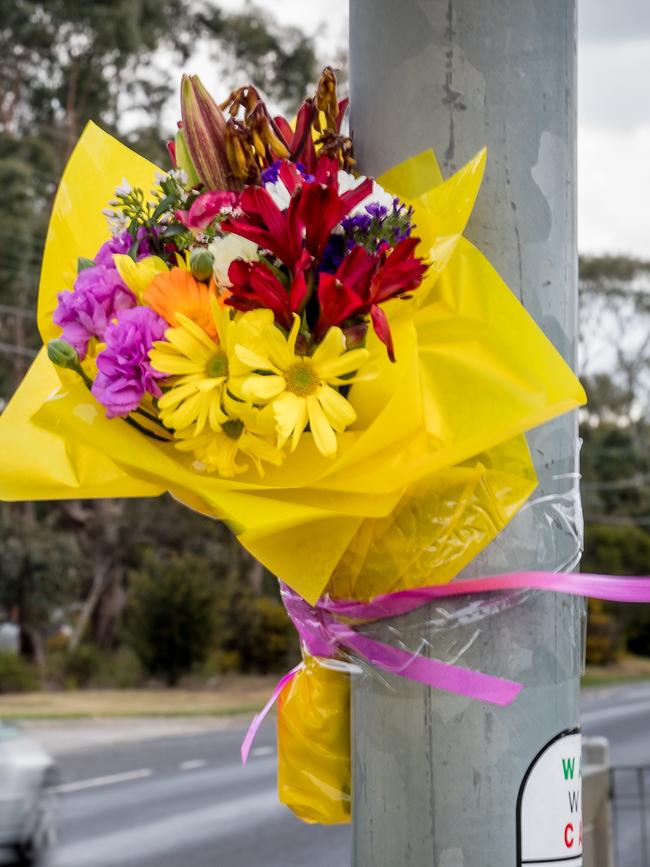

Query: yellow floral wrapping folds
[[0, 124, 586, 824], [277, 657, 351, 824]]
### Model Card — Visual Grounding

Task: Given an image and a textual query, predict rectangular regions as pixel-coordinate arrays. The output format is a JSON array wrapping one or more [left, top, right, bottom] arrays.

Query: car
[[0, 723, 58, 865]]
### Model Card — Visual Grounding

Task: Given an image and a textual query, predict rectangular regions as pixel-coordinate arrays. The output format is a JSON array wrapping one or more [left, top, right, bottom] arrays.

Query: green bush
[[61, 644, 103, 688], [583, 524, 650, 658], [100, 646, 144, 689], [249, 596, 298, 673], [201, 648, 242, 677], [0, 652, 39, 693], [585, 599, 621, 666], [125, 552, 218, 686], [218, 580, 299, 674]]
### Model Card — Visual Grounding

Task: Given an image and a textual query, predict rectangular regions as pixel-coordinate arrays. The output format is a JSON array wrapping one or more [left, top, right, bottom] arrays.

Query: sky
[[214, 0, 650, 258]]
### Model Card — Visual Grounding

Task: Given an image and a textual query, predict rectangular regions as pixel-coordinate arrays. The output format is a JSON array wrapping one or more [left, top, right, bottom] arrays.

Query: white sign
[[517, 729, 582, 866]]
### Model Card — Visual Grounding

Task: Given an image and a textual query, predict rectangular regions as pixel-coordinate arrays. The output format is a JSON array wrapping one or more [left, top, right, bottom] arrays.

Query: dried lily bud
[[248, 103, 290, 163], [314, 66, 340, 133], [225, 121, 261, 185], [318, 130, 356, 173]]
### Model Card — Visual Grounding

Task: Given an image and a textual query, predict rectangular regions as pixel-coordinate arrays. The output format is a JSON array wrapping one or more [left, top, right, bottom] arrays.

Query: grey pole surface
[[349, 2, 584, 865]]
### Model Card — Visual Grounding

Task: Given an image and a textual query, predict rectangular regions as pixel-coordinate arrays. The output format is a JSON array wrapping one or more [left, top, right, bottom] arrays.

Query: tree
[[0, 505, 81, 668], [0, 1, 319, 673], [0, 0, 319, 397], [125, 551, 218, 685], [580, 256, 650, 657]]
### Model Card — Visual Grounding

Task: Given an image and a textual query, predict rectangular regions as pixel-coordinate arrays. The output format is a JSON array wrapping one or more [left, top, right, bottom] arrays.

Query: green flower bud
[[175, 128, 201, 190], [181, 74, 231, 191], [48, 339, 80, 370], [190, 248, 215, 282]]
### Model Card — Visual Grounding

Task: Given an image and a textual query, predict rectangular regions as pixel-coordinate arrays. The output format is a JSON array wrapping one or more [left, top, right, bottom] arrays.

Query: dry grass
[[583, 654, 650, 688], [0, 676, 278, 719]]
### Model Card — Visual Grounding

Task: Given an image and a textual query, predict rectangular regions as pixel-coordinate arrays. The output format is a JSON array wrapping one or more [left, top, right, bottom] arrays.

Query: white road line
[[179, 759, 207, 771], [53, 769, 152, 794], [252, 746, 274, 758], [582, 698, 650, 725], [51, 787, 283, 867]]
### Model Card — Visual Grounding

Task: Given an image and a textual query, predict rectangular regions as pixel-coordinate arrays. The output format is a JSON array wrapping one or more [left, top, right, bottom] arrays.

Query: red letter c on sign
[[564, 823, 574, 848]]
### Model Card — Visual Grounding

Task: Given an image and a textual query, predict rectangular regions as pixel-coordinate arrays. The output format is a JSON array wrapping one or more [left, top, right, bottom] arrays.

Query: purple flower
[[342, 213, 373, 235], [94, 227, 154, 266], [91, 307, 168, 419], [365, 202, 389, 220], [261, 162, 282, 185], [261, 160, 314, 186], [53, 266, 135, 358], [319, 234, 348, 274]]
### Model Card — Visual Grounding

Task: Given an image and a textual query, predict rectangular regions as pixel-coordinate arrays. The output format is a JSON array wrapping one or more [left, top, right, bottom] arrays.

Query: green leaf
[[77, 256, 95, 271], [152, 193, 176, 222], [160, 223, 188, 238]]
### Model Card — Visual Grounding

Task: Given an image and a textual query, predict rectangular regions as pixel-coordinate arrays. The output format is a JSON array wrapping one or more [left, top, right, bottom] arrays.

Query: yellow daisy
[[149, 302, 271, 436], [175, 398, 283, 477], [235, 315, 370, 457], [149, 315, 228, 435]]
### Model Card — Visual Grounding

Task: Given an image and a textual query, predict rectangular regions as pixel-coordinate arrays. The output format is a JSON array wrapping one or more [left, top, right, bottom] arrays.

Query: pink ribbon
[[241, 665, 302, 764], [241, 570, 650, 764]]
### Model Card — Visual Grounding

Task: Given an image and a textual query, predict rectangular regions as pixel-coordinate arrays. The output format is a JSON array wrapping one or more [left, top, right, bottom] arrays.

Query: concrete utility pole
[[349, 2, 584, 865]]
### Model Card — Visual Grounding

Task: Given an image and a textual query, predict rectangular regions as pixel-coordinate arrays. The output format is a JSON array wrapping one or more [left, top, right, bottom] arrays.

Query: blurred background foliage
[[0, 1, 648, 691], [0, 0, 316, 690]]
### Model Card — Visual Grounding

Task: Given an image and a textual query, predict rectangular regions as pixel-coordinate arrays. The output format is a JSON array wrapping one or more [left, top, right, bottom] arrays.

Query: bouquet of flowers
[[0, 68, 586, 824]]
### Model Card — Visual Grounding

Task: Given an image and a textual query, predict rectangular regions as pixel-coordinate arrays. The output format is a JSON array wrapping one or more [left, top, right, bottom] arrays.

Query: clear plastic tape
[[312, 465, 585, 689]]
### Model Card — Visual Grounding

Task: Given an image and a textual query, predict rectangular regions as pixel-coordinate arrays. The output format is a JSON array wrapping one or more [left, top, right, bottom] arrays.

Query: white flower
[[102, 208, 128, 235], [209, 233, 260, 288], [115, 177, 132, 197], [264, 179, 292, 211], [336, 170, 395, 216], [265, 168, 395, 221]]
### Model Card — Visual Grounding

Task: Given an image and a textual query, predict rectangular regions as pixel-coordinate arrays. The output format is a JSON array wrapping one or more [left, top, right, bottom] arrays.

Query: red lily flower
[[315, 238, 427, 360], [221, 158, 373, 267], [226, 253, 311, 330], [273, 90, 349, 173], [220, 186, 305, 269]]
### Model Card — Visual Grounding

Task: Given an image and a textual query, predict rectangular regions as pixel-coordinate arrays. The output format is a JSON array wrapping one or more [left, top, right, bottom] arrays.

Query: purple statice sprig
[[342, 198, 415, 252], [319, 198, 416, 274]]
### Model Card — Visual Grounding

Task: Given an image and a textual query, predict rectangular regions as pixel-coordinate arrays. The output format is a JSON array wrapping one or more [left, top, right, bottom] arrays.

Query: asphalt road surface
[[582, 682, 650, 867], [48, 724, 351, 867], [4, 682, 650, 867]]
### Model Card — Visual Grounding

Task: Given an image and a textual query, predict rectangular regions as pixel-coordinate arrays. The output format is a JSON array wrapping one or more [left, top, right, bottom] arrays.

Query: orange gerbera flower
[[144, 268, 217, 337]]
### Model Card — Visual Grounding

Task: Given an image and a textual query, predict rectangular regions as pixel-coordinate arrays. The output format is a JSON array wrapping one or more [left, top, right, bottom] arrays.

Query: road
[[582, 682, 650, 867], [45, 724, 351, 867], [3, 682, 650, 867]]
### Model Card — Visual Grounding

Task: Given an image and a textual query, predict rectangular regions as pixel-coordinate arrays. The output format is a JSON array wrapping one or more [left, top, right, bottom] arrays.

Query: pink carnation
[[175, 190, 238, 230]]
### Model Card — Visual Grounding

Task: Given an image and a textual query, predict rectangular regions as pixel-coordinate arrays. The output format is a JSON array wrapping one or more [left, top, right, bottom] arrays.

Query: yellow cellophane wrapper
[[0, 125, 586, 825], [0, 123, 585, 606], [277, 656, 351, 824]]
